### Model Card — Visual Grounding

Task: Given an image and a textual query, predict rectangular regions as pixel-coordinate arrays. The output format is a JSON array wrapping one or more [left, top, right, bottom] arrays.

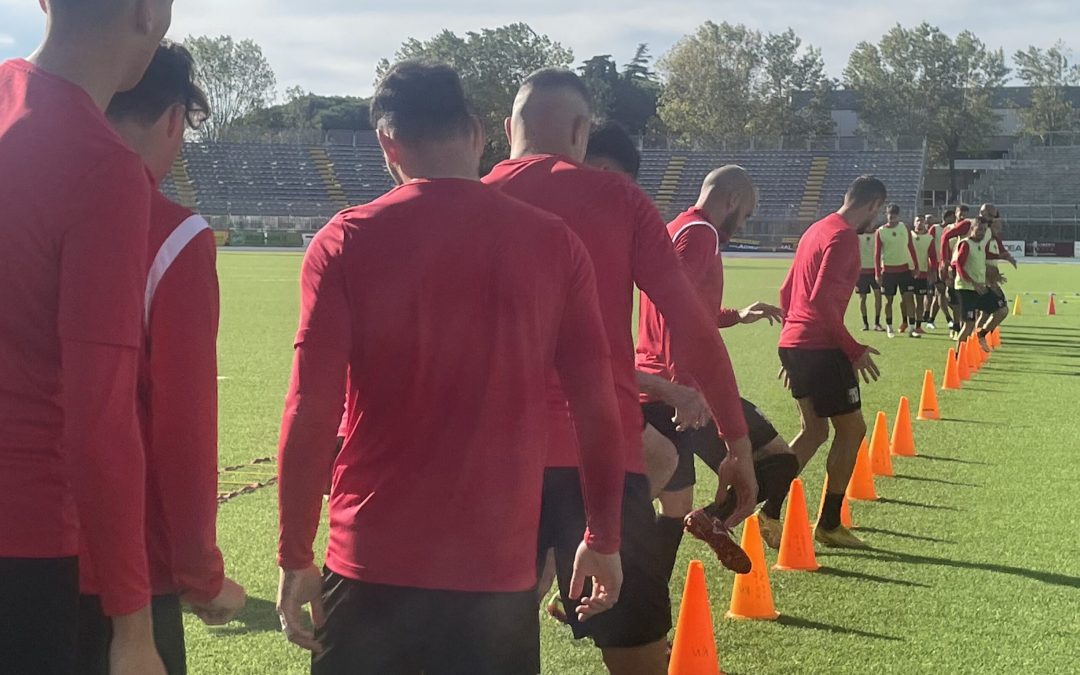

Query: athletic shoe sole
[[684, 510, 752, 574]]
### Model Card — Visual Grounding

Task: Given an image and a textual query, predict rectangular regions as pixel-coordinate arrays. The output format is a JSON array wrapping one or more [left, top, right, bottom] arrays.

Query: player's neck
[[29, 36, 127, 111]]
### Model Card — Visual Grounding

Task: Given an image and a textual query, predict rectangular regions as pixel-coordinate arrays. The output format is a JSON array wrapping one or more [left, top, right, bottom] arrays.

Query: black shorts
[[77, 594, 187, 675], [855, 273, 879, 295], [881, 271, 916, 296], [958, 289, 1005, 321], [0, 557, 79, 675], [642, 399, 780, 492], [947, 286, 960, 306], [538, 469, 670, 649], [913, 277, 930, 296], [778, 348, 861, 418], [313, 572, 538, 675]]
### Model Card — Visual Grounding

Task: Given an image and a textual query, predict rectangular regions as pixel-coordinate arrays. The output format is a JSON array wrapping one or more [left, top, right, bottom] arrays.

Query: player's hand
[[187, 577, 247, 626], [738, 302, 785, 326], [875, 274, 883, 285], [777, 365, 790, 390], [109, 605, 167, 675], [277, 566, 325, 653], [569, 540, 622, 622], [668, 385, 711, 431], [714, 436, 757, 529], [854, 347, 881, 383]]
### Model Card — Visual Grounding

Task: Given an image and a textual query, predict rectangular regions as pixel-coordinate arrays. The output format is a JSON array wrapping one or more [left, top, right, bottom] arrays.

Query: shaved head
[[696, 165, 757, 236], [507, 69, 593, 162]]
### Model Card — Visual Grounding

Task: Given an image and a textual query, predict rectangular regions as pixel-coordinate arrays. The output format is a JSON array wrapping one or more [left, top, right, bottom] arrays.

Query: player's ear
[[165, 103, 186, 140], [503, 116, 513, 146], [376, 128, 399, 166], [469, 115, 485, 160]]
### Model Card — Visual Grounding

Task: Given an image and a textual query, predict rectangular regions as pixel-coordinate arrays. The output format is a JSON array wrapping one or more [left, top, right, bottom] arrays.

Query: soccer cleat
[[949, 329, 958, 340], [874, 324, 885, 332], [914, 326, 925, 335], [899, 322, 908, 333], [757, 513, 783, 550], [684, 510, 752, 574], [814, 524, 869, 549], [545, 591, 569, 625], [909, 330, 921, 338], [978, 335, 991, 353], [861, 323, 870, 331], [925, 322, 937, 330], [886, 326, 896, 338]]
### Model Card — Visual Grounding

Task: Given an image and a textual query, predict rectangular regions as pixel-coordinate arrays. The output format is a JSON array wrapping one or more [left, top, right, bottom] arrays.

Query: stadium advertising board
[[1004, 240, 1025, 259]]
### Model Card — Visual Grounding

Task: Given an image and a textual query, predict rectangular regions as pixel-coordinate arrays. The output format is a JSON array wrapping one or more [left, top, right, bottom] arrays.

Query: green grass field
[[189, 252, 1080, 674]]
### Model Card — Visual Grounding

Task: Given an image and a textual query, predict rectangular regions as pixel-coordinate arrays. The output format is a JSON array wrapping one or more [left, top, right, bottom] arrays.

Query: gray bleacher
[[967, 145, 1080, 240], [324, 144, 395, 205], [817, 150, 925, 217]]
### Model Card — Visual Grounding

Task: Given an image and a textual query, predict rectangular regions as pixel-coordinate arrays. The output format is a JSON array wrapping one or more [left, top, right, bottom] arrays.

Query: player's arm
[[146, 229, 243, 623], [907, 233, 920, 274], [874, 230, 884, 278], [60, 155, 152, 619], [277, 225, 351, 653], [637, 371, 710, 432], [672, 226, 740, 328]]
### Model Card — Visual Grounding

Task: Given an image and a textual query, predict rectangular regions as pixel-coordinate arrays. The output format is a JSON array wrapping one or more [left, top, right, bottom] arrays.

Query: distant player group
[[0, 3, 1009, 675]]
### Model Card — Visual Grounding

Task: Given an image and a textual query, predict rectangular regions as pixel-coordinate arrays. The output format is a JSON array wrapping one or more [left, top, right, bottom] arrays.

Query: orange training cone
[[891, 397, 917, 456], [918, 370, 941, 420], [869, 411, 893, 477], [991, 328, 1001, 348], [966, 336, 980, 371], [819, 476, 854, 529], [1049, 294, 1057, 315], [957, 342, 972, 381], [846, 438, 878, 501], [726, 516, 779, 621], [774, 478, 820, 572], [942, 350, 962, 390], [670, 561, 723, 674]]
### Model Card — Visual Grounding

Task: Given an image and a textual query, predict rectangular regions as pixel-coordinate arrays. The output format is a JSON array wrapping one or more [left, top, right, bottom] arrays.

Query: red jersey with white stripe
[[484, 156, 748, 471], [81, 193, 224, 603], [0, 59, 151, 615], [779, 213, 867, 362], [636, 207, 740, 393]]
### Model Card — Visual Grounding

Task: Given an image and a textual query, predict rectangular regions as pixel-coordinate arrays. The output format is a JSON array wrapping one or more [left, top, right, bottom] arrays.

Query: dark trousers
[[0, 557, 79, 675], [77, 594, 187, 675]]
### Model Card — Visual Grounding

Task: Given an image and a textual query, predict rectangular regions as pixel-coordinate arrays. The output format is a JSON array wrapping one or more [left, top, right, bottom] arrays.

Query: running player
[[976, 215, 1015, 349], [75, 43, 247, 675], [874, 204, 921, 338], [636, 166, 799, 562], [1, 3, 173, 674], [910, 215, 938, 335], [485, 69, 755, 675], [779, 176, 885, 549], [952, 215, 1008, 352], [928, 208, 957, 330], [856, 220, 884, 331], [276, 62, 626, 675], [941, 204, 978, 338]]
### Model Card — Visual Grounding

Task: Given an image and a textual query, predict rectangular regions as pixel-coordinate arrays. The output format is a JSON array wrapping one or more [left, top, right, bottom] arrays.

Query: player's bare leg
[[873, 288, 884, 331], [790, 397, 831, 470], [601, 640, 669, 675], [643, 424, 678, 499], [815, 410, 868, 548]]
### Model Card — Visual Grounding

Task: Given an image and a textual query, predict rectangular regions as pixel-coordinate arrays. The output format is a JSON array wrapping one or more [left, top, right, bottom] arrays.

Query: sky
[[1, 0, 1077, 100]]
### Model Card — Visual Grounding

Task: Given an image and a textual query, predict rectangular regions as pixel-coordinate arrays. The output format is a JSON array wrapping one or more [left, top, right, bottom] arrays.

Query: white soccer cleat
[[887, 326, 896, 338], [925, 322, 937, 330]]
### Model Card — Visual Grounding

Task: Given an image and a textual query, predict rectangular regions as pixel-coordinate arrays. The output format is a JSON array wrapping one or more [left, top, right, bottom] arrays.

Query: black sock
[[923, 311, 931, 322], [874, 312, 881, 324], [819, 493, 845, 530], [861, 314, 869, 327], [978, 328, 989, 338], [655, 516, 685, 584], [756, 453, 800, 520], [929, 308, 939, 322], [705, 488, 736, 523]]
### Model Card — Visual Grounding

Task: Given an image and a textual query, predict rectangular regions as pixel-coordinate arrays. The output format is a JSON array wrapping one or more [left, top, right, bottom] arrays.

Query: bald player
[[1, 2, 173, 674], [485, 69, 755, 675], [637, 166, 800, 567]]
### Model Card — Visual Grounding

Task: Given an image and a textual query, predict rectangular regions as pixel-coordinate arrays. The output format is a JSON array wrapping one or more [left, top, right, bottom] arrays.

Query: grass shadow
[[877, 497, 962, 512], [936, 417, 1010, 428], [854, 526, 954, 544], [205, 596, 281, 636], [914, 454, 991, 466], [776, 614, 903, 641], [817, 565, 932, 588], [892, 473, 980, 488], [819, 548, 1080, 590]]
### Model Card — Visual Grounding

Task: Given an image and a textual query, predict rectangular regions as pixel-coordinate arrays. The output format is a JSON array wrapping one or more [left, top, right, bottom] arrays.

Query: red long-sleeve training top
[[0, 59, 151, 616], [940, 219, 973, 271], [636, 207, 740, 393], [278, 179, 624, 592], [779, 213, 868, 363], [484, 156, 748, 467]]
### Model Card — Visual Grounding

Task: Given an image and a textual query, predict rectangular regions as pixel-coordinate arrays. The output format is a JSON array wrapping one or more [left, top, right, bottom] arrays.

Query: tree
[[242, 88, 372, 132], [184, 35, 277, 141], [1013, 42, 1080, 142], [578, 45, 662, 136], [753, 30, 836, 139], [377, 24, 573, 167], [844, 23, 1008, 196]]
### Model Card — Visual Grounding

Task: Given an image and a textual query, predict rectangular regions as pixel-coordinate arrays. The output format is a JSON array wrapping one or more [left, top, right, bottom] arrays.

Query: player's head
[[979, 202, 999, 222], [842, 176, 888, 229], [40, 0, 174, 91], [106, 41, 208, 182], [371, 61, 484, 185], [955, 203, 970, 221], [585, 122, 640, 179], [970, 215, 988, 241], [697, 165, 757, 236], [886, 203, 901, 225], [915, 215, 928, 233], [942, 208, 956, 226], [507, 68, 592, 163]]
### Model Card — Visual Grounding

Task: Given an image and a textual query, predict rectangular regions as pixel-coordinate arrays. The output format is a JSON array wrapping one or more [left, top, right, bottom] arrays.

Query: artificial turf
[[187, 252, 1080, 674]]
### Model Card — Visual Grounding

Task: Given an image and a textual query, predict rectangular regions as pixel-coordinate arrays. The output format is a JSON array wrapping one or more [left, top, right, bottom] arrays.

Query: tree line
[[183, 23, 1080, 171]]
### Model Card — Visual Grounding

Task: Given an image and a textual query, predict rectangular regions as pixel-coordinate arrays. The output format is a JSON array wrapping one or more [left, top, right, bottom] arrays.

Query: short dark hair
[[586, 122, 640, 179], [887, 203, 900, 216], [845, 175, 887, 207], [957, 204, 970, 215], [107, 41, 209, 128], [942, 210, 956, 224], [370, 61, 474, 144], [520, 68, 593, 111]]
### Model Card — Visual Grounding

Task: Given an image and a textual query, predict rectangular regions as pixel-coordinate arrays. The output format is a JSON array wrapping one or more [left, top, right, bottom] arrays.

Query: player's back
[[780, 213, 859, 346]]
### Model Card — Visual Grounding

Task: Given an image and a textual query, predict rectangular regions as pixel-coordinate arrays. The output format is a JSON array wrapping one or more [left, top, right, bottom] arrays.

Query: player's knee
[[833, 414, 866, 443], [802, 419, 830, 447]]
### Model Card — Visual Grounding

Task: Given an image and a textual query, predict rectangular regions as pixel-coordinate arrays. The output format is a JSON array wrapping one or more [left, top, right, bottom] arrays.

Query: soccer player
[[910, 215, 938, 335], [928, 208, 957, 330], [0, 2, 173, 674], [940, 204, 979, 338], [979, 216, 1016, 345], [636, 166, 799, 561], [952, 216, 1008, 352], [74, 43, 247, 675], [856, 220, 884, 331], [778, 176, 885, 549], [585, 121, 642, 179], [485, 69, 755, 674], [874, 204, 921, 338], [276, 62, 626, 675]]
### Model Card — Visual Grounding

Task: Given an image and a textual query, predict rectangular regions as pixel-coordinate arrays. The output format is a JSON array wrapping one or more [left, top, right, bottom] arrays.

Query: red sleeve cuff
[[583, 527, 620, 555], [717, 308, 741, 329]]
